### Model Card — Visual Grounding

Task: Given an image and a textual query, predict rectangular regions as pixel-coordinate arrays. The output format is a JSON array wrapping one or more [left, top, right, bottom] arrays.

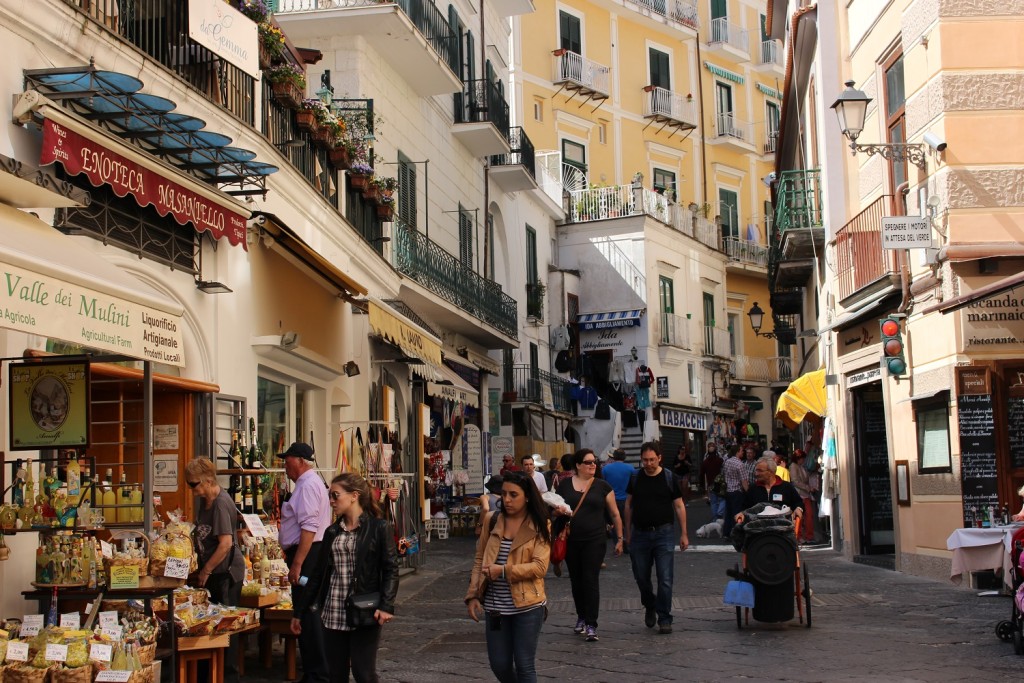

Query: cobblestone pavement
[[240, 500, 1020, 682]]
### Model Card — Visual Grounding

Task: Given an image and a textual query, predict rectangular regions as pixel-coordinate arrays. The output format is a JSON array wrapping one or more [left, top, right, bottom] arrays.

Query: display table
[[262, 607, 298, 681], [946, 525, 1023, 588], [178, 634, 229, 683], [236, 592, 282, 676]]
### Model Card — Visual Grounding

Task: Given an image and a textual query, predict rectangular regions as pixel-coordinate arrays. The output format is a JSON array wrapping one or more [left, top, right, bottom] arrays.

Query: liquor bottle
[[12, 459, 25, 507], [101, 469, 116, 522], [255, 478, 264, 515], [43, 466, 58, 500], [243, 478, 254, 514], [249, 417, 263, 469], [260, 549, 271, 587], [130, 484, 143, 523], [117, 471, 131, 523], [66, 459, 81, 507], [232, 476, 242, 509], [1002, 505, 1011, 526], [24, 459, 35, 509], [229, 430, 244, 469]]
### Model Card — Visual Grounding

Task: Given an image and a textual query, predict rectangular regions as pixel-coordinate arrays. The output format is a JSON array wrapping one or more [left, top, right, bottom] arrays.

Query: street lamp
[[747, 302, 777, 339], [830, 80, 926, 170]]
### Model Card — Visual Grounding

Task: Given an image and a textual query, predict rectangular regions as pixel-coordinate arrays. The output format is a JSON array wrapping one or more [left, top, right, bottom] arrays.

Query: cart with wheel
[[724, 507, 812, 628], [994, 525, 1024, 653]]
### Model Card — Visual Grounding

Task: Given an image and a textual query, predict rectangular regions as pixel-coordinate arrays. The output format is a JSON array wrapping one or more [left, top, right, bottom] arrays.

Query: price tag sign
[[21, 614, 44, 637], [110, 565, 139, 590], [90, 643, 113, 662], [59, 612, 81, 629], [153, 493, 163, 506], [242, 513, 268, 537], [45, 643, 68, 662], [6, 641, 29, 662], [164, 556, 190, 579], [101, 625, 123, 640], [100, 540, 114, 559], [99, 611, 120, 628], [96, 671, 133, 682]]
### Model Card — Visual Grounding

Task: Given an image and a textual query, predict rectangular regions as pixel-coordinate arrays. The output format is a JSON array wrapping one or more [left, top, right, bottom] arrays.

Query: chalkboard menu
[[1008, 396, 1024, 469], [956, 367, 999, 526]]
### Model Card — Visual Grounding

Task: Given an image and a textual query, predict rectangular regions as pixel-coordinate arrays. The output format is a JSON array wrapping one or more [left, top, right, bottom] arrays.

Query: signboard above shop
[[188, 0, 260, 79]]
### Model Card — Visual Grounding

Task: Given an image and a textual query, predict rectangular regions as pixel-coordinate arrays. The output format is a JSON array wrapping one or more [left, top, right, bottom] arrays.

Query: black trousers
[[323, 625, 382, 683], [286, 543, 329, 683], [565, 536, 607, 628]]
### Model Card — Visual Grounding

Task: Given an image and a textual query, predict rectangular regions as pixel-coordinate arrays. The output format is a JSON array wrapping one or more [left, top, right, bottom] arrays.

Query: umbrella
[[775, 369, 827, 430]]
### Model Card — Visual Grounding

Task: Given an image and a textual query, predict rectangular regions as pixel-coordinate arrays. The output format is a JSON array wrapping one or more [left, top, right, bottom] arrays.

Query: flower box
[[362, 184, 380, 201], [329, 146, 351, 169], [271, 81, 302, 109], [376, 203, 395, 221], [259, 42, 272, 69], [295, 109, 317, 133], [312, 127, 334, 149], [348, 173, 370, 191]]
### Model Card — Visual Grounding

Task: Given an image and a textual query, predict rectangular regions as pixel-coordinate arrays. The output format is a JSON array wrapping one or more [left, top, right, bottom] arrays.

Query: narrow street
[[245, 500, 1020, 682]]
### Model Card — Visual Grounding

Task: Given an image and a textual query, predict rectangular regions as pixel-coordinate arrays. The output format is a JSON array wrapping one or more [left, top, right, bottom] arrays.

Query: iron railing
[[703, 324, 730, 358], [835, 195, 900, 301], [504, 365, 573, 413], [643, 87, 698, 128], [631, 0, 700, 29], [763, 131, 778, 154], [715, 112, 754, 143], [454, 79, 511, 139], [62, 0, 256, 125], [723, 236, 768, 267], [730, 355, 793, 382], [760, 40, 782, 66], [660, 313, 692, 349], [490, 127, 536, 180], [393, 221, 518, 339], [774, 169, 824, 233], [709, 17, 749, 54], [552, 50, 610, 97]]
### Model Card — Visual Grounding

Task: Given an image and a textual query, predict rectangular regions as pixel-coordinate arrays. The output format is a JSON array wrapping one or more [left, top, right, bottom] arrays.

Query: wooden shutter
[[398, 157, 416, 229]]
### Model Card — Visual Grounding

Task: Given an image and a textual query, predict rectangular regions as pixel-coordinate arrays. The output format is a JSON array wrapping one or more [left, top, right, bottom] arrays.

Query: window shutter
[[459, 207, 473, 268], [398, 159, 416, 229]]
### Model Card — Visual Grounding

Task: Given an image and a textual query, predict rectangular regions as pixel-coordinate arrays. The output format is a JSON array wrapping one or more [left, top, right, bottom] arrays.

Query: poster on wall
[[153, 455, 179, 491], [462, 424, 484, 491], [9, 361, 89, 450], [491, 436, 513, 474]]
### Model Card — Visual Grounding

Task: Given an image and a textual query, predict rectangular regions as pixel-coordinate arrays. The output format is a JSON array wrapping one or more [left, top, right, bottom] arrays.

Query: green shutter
[[459, 206, 473, 268], [398, 155, 416, 229], [649, 49, 670, 89], [711, 0, 727, 20]]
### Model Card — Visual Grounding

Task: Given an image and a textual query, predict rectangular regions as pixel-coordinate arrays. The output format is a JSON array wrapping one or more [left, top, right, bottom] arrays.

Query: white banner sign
[[188, 0, 260, 79], [882, 216, 932, 249]]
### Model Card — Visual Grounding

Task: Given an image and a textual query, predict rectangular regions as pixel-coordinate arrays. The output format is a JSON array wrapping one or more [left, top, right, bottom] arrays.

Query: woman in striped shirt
[[466, 471, 551, 683]]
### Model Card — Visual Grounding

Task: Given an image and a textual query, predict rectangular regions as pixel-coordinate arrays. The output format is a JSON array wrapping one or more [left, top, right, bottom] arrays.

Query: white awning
[[0, 203, 186, 366], [428, 363, 479, 407]]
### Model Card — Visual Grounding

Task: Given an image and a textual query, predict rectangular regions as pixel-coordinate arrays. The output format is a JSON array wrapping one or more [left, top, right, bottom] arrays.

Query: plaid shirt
[[743, 458, 758, 487], [723, 456, 746, 493], [320, 521, 358, 631]]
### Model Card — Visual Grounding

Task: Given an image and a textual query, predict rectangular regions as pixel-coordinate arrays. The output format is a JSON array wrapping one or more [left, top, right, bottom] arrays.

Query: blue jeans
[[629, 525, 675, 625], [709, 492, 727, 521], [485, 605, 545, 683]]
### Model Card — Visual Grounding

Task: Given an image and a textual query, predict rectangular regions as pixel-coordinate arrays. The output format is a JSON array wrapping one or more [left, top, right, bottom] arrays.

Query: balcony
[[707, 17, 750, 59], [660, 313, 692, 350], [274, 0, 461, 97], [552, 50, 610, 102], [723, 236, 768, 269], [710, 113, 756, 152], [763, 131, 778, 156], [453, 79, 511, 157], [756, 40, 784, 72], [730, 355, 793, 383], [835, 195, 901, 306], [642, 86, 698, 133], [526, 282, 545, 320], [392, 221, 518, 341], [62, 0, 255, 124], [504, 365, 573, 413], [534, 151, 564, 210], [703, 324, 730, 358], [490, 127, 537, 193], [491, 0, 536, 18], [615, 0, 700, 35]]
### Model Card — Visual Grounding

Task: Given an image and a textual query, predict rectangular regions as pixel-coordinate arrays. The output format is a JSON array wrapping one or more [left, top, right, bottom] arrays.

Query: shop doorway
[[853, 385, 894, 554]]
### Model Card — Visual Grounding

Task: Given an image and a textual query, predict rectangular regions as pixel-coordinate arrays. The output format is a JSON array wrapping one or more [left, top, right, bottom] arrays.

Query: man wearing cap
[[279, 442, 331, 683], [521, 454, 548, 493]]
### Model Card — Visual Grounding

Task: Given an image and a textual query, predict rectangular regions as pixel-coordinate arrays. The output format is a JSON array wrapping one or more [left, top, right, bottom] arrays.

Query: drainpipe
[[695, 38, 708, 208], [480, 0, 489, 281], [896, 181, 911, 314]]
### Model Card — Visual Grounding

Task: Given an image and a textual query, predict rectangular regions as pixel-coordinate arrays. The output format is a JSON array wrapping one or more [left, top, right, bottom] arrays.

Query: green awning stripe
[[757, 83, 782, 99], [704, 61, 744, 85]]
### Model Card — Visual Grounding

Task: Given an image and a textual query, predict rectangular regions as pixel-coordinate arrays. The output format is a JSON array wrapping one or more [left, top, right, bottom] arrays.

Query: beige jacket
[[465, 512, 550, 608]]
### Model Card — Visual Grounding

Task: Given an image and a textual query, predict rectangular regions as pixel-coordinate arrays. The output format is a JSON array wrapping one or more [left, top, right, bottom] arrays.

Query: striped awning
[[757, 83, 782, 99], [577, 309, 645, 331], [704, 61, 744, 84]]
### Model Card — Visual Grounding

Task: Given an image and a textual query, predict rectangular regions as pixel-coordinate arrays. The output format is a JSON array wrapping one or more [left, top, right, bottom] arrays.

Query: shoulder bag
[[550, 478, 594, 564]]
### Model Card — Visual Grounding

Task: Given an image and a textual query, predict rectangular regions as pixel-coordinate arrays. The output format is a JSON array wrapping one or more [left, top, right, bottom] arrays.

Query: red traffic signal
[[879, 316, 907, 376]]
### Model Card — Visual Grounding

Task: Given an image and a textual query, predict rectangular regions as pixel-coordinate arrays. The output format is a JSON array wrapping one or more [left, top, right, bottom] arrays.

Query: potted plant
[[264, 64, 305, 109], [370, 175, 398, 198], [258, 22, 286, 67], [348, 162, 374, 191], [376, 193, 396, 221], [296, 98, 326, 133], [329, 140, 354, 169], [238, 0, 270, 23]]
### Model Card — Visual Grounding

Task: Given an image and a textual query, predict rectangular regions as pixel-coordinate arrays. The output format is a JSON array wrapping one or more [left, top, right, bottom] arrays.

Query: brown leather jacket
[[465, 512, 549, 608]]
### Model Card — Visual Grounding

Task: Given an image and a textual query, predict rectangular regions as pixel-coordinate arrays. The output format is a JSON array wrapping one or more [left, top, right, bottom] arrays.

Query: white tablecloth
[[946, 525, 1022, 588]]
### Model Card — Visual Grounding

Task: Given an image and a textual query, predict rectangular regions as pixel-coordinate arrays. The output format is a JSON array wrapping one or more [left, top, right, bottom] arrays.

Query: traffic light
[[879, 316, 907, 376]]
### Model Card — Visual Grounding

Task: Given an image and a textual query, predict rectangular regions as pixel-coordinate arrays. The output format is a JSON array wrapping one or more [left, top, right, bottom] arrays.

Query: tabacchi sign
[[40, 120, 248, 249]]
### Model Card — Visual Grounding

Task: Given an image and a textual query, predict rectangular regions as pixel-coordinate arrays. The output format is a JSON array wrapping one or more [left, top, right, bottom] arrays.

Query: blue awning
[[577, 309, 645, 330]]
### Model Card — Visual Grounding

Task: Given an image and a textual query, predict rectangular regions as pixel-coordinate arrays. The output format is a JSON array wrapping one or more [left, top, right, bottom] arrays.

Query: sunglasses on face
[[187, 480, 200, 488], [580, 460, 598, 465], [329, 491, 343, 501]]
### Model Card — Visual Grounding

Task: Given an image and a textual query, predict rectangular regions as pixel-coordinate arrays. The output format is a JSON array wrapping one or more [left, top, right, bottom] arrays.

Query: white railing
[[639, 188, 671, 223], [660, 313, 691, 349], [562, 163, 587, 193], [760, 40, 782, 66], [672, 207, 721, 251], [730, 355, 793, 383], [715, 113, 755, 143], [643, 86, 698, 128], [763, 131, 778, 154], [703, 324, 731, 358], [592, 236, 646, 301], [571, 184, 634, 221], [552, 51, 610, 97], [722, 236, 768, 267], [535, 151, 564, 205], [632, 0, 700, 29], [709, 17, 749, 54], [276, 0, 378, 10]]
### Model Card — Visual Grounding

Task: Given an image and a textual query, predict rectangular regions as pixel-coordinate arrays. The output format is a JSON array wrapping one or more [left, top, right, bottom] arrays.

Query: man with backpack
[[624, 441, 689, 635]]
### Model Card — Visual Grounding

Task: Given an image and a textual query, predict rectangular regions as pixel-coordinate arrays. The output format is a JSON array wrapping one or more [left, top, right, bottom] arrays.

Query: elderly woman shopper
[[466, 471, 551, 683], [554, 448, 623, 642], [186, 458, 245, 606], [292, 473, 399, 683]]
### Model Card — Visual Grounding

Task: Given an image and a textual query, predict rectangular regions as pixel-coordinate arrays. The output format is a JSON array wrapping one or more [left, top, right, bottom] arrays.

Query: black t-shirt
[[743, 479, 804, 514], [627, 469, 681, 528], [556, 477, 613, 542]]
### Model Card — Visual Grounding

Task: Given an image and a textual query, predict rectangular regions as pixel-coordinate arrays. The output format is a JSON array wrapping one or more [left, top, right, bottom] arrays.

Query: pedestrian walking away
[[466, 471, 551, 683], [698, 441, 725, 521], [625, 442, 688, 634], [601, 448, 634, 549], [553, 448, 623, 642], [291, 472, 399, 683]]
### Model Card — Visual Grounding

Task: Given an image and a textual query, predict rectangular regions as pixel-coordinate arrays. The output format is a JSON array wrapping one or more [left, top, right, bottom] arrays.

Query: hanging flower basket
[[271, 81, 302, 109], [348, 173, 370, 191], [312, 126, 334, 149], [259, 42, 273, 69], [362, 184, 380, 201], [329, 146, 352, 169], [295, 109, 317, 133], [376, 203, 395, 221]]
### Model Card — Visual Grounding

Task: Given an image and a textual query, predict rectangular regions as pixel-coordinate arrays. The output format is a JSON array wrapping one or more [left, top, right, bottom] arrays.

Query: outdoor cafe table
[[946, 524, 1022, 589]]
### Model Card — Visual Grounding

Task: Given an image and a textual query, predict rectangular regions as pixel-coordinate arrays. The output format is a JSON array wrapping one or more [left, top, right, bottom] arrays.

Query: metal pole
[[877, 354, 901, 570], [143, 361, 153, 535]]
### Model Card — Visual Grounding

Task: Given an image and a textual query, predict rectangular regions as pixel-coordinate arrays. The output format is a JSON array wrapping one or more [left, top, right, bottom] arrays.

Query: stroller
[[995, 526, 1024, 653]]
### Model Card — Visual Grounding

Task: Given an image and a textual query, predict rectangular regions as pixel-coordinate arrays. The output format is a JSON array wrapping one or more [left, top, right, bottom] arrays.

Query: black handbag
[[345, 591, 381, 627]]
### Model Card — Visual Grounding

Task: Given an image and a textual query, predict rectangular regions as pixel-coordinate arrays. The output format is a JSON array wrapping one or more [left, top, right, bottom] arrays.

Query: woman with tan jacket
[[466, 471, 551, 683]]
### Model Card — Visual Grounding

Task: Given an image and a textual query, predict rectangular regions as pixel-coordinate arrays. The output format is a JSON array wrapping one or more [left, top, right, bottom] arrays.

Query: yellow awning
[[368, 299, 443, 371], [775, 369, 827, 430]]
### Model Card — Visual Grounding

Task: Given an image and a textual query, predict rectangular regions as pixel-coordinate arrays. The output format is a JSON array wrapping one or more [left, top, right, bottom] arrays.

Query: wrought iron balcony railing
[[709, 17, 749, 54], [835, 195, 900, 301], [631, 0, 700, 29], [774, 169, 823, 233], [454, 79, 511, 137], [490, 127, 536, 179], [393, 221, 518, 339], [504, 365, 573, 413]]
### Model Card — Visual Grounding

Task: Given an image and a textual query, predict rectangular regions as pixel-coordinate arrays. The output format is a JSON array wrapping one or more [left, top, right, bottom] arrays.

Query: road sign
[[882, 216, 932, 249]]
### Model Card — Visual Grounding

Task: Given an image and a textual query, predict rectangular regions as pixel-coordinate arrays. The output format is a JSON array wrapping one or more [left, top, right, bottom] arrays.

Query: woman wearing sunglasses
[[291, 472, 399, 683], [185, 458, 245, 606], [553, 448, 623, 642], [466, 471, 551, 683]]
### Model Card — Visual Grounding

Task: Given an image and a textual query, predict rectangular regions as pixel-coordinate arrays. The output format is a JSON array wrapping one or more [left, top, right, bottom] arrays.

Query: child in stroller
[[996, 525, 1024, 653]]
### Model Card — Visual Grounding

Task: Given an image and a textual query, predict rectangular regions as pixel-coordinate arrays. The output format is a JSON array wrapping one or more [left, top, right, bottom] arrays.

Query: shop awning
[[734, 395, 765, 411], [704, 61, 744, 84], [368, 298, 443, 372], [577, 309, 645, 330], [0, 203, 186, 366], [775, 369, 827, 430], [428, 363, 479, 407]]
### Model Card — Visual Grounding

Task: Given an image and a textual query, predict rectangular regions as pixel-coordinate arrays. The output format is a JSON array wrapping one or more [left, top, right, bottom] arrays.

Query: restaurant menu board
[[1008, 396, 1024, 469], [956, 367, 999, 526]]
